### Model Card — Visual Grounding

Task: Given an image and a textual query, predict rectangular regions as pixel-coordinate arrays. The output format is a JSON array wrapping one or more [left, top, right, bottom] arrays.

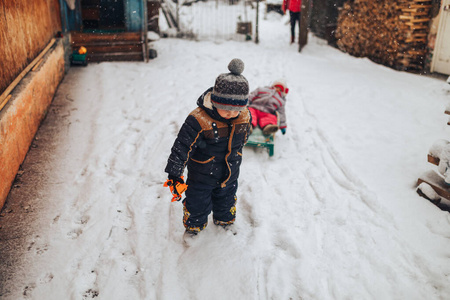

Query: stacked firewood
[[336, 0, 432, 71], [396, 0, 432, 70]]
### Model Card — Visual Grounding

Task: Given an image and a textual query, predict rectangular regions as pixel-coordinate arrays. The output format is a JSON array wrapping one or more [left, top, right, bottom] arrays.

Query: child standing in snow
[[248, 79, 288, 135], [164, 58, 251, 238]]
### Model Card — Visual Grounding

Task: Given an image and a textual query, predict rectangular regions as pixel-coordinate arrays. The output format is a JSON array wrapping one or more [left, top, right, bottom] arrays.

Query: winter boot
[[262, 124, 279, 135], [214, 219, 237, 235], [291, 35, 295, 44]]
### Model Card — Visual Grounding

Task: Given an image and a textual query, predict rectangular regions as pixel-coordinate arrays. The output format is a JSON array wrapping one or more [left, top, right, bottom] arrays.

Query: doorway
[[81, 0, 125, 32], [431, 0, 450, 75]]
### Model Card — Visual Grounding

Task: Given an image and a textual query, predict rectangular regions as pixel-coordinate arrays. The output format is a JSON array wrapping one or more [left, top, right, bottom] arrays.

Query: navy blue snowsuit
[[165, 88, 251, 232]]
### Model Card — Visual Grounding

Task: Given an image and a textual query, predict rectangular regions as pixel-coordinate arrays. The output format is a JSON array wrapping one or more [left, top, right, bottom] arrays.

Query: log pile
[[397, 0, 432, 70], [335, 0, 432, 71]]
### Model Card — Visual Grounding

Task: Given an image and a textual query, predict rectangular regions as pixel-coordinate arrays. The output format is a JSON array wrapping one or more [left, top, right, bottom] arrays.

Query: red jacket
[[283, 0, 301, 13]]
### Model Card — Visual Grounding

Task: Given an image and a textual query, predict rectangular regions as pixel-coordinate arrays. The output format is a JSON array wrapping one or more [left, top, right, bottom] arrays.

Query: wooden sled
[[245, 127, 275, 157]]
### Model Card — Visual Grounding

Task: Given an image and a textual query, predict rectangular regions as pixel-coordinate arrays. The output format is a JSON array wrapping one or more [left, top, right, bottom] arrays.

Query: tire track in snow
[[221, 74, 450, 299], [238, 142, 313, 299], [31, 64, 151, 299], [282, 90, 450, 299], [68, 66, 140, 299]]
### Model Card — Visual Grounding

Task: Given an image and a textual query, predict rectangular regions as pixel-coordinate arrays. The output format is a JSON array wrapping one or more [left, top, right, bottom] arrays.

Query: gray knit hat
[[211, 58, 249, 111]]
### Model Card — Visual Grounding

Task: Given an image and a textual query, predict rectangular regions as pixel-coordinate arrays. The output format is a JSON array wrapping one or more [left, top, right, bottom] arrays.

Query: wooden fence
[[0, 0, 61, 96]]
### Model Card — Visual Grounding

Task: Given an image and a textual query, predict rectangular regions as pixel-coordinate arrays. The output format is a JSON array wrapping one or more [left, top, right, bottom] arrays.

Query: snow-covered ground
[[1, 6, 450, 300]]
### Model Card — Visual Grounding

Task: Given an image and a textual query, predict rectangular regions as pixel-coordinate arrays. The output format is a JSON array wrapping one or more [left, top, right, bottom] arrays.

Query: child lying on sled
[[248, 79, 288, 135]]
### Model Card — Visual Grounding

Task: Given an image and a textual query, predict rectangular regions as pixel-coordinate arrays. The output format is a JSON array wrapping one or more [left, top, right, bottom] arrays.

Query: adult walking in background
[[283, 0, 302, 44]]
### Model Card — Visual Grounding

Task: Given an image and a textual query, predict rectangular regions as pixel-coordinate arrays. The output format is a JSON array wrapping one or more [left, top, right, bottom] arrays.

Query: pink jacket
[[248, 86, 287, 129], [283, 0, 301, 13]]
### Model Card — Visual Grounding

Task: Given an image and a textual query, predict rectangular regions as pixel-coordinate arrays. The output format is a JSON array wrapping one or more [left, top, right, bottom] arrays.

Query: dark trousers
[[290, 11, 301, 39], [183, 180, 238, 231]]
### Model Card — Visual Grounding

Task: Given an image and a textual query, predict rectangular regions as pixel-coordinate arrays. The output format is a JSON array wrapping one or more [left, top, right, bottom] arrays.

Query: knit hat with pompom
[[211, 58, 249, 111]]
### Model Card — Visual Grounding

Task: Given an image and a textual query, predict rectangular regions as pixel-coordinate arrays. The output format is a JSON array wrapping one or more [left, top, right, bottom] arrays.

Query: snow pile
[[429, 139, 450, 158], [417, 182, 441, 202], [429, 139, 450, 184]]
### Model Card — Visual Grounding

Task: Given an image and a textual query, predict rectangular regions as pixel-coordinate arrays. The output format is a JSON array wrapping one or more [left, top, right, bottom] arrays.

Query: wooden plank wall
[[0, 40, 66, 210], [0, 0, 62, 95]]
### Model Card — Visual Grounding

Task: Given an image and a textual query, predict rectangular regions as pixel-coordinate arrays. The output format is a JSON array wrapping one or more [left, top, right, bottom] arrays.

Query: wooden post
[[299, 0, 310, 52], [255, 0, 260, 44], [176, 0, 180, 33], [143, 0, 149, 62]]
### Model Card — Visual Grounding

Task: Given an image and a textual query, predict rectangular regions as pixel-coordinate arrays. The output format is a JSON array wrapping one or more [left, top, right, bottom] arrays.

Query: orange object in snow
[[164, 176, 188, 202], [78, 46, 87, 55]]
